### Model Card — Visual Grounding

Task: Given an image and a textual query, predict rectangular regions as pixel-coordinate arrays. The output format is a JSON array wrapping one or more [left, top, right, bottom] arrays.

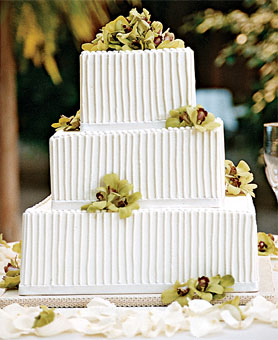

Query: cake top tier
[[80, 47, 196, 130], [79, 8, 196, 131]]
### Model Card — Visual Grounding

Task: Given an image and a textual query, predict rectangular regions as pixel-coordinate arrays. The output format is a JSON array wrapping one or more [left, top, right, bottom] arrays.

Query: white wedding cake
[[19, 9, 259, 296]]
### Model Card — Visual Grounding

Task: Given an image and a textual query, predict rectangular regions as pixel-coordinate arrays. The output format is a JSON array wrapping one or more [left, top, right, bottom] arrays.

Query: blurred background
[[0, 0, 277, 241]]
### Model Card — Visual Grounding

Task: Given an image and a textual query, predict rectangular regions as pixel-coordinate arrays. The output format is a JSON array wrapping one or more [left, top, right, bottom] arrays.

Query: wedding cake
[[19, 9, 259, 296]]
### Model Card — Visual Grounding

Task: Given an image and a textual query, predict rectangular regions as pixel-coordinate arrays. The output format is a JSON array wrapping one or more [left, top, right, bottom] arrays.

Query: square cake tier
[[50, 121, 225, 208], [80, 48, 196, 129], [19, 195, 259, 296]]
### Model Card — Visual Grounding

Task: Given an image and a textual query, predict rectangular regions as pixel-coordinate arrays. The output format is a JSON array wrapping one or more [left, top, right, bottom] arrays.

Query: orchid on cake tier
[[19, 8, 259, 296]]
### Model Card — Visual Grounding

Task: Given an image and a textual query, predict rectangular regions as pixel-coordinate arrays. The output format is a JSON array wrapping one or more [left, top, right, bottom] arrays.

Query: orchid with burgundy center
[[82, 8, 184, 52], [81, 173, 142, 219], [162, 274, 234, 306], [257, 232, 278, 256], [166, 104, 221, 131], [225, 160, 257, 197]]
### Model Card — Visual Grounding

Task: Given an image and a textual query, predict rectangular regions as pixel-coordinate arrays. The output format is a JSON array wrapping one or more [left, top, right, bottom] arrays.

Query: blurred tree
[[0, 0, 141, 241], [180, 0, 277, 136]]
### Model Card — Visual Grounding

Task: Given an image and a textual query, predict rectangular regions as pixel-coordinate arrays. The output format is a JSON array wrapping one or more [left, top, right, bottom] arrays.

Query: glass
[[264, 122, 278, 202]]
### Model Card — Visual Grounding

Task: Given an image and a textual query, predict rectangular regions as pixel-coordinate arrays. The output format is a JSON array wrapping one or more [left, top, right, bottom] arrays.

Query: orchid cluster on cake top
[[82, 8, 184, 52]]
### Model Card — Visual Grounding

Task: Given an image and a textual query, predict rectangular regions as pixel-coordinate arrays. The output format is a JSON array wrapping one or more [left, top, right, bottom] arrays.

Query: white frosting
[[49, 119, 225, 205], [19, 195, 259, 295], [80, 48, 196, 127]]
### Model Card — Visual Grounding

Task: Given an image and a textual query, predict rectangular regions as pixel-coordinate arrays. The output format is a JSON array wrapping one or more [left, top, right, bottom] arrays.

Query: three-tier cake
[[19, 9, 259, 296]]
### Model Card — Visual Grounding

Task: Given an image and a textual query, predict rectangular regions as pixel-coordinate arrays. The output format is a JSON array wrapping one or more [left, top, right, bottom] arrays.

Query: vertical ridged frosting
[[80, 48, 196, 128], [49, 120, 225, 206], [19, 196, 259, 295]]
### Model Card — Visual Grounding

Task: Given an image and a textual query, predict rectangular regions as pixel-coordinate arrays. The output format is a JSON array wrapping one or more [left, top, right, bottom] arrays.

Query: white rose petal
[[13, 314, 36, 331], [188, 299, 213, 314], [245, 295, 276, 322], [3, 303, 26, 315], [162, 302, 188, 336], [189, 316, 223, 338], [221, 304, 242, 321], [87, 297, 115, 308], [34, 314, 71, 337], [221, 309, 254, 329], [0, 316, 26, 339], [121, 315, 140, 337], [70, 317, 92, 334], [271, 309, 278, 327]]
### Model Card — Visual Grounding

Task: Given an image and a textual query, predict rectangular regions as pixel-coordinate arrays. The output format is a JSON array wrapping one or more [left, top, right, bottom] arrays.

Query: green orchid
[[51, 110, 80, 132], [82, 8, 185, 52], [166, 104, 221, 131], [81, 174, 142, 219], [225, 160, 257, 197], [0, 257, 20, 290], [161, 274, 234, 306], [258, 232, 278, 256], [161, 280, 194, 306]]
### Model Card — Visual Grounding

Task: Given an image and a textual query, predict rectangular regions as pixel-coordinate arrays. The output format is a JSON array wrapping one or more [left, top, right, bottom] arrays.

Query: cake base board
[[0, 257, 276, 308]]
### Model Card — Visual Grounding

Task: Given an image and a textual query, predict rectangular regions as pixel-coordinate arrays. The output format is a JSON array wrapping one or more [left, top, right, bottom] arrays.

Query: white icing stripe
[[50, 121, 225, 202], [80, 48, 196, 126], [19, 196, 259, 295]]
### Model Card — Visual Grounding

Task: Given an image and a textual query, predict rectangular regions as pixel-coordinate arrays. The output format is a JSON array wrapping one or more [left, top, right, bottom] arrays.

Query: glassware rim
[[264, 122, 278, 128]]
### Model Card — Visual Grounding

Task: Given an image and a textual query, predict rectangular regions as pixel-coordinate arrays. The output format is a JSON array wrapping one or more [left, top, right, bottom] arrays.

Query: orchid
[[0, 236, 21, 290], [51, 110, 80, 132], [82, 8, 184, 52], [225, 159, 257, 197], [258, 232, 278, 256], [166, 104, 221, 131], [81, 173, 141, 219], [161, 274, 234, 306]]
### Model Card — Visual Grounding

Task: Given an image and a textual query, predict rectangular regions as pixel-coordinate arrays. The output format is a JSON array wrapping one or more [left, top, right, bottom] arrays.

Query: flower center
[[179, 111, 192, 125], [229, 166, 237, 176], [258, 241, 267, 252], [197, 108, 208, 124], [154, 36, 162, 46], [197, 276, 209, 291], [177, 287, 190, 296], [230, 177, 241, 187], [96, 192, 105, 201]]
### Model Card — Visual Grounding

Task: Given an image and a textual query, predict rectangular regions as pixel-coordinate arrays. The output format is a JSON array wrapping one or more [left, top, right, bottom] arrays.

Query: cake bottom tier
[[19, 196, 259, 295]]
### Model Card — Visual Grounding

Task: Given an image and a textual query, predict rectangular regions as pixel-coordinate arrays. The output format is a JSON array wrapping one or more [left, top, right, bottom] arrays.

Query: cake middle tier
[[50, 122, 225, 208]]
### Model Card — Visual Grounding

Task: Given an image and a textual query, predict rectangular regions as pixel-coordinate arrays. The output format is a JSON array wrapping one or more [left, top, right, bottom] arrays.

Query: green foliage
[[179, 0, 277, 125]]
